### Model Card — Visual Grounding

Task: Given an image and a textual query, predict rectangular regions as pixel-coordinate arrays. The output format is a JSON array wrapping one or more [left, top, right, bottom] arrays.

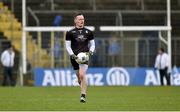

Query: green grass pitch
[[0, 86, 179, 111]]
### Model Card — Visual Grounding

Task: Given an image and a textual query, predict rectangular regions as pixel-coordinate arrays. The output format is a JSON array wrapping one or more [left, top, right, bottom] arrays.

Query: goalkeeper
[[65, 13, 95, 103]]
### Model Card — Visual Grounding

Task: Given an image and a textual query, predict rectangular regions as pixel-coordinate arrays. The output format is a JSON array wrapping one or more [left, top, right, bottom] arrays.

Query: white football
[[76, 52, 89, 64]]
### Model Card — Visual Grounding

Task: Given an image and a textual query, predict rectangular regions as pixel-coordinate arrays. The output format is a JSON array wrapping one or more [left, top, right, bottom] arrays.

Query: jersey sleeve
[[154, 55, 159, 68], [165, 54, 169, 67], [66, 31, 71, 41], [89, 31, 94, 40]]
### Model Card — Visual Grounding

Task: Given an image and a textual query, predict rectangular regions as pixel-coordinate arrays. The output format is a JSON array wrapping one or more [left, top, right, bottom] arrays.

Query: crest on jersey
[[76, 35, 87, 42], [78, 30, 82, 34]]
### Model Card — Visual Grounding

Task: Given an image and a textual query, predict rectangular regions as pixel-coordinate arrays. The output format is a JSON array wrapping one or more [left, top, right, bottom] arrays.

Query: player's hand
[[154, 67, 158, 71], [87, 51, 93, 56], [165, 67, 168, 71], [70, 54, 78, 60]]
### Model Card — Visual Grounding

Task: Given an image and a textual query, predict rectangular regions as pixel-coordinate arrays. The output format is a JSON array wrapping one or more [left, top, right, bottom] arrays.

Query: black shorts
[[70, 58, 88, 70]]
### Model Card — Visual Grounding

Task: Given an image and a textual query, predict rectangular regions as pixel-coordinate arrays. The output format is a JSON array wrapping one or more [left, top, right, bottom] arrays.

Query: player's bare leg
[[79, 64, 88, 103], [75, 70, 81, 85], [79, 68, 87, 93], [79, 68, 87, 102]]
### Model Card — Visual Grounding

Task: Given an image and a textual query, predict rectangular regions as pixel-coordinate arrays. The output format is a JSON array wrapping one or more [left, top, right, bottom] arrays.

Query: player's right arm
[[154, 55, 159, 69], [65, 31, 77, 59], [1, 51, 6, 66]]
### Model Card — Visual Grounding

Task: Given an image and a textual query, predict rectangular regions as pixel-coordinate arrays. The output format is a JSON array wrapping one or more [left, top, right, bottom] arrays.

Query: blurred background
[[0, 0, 180, 86]]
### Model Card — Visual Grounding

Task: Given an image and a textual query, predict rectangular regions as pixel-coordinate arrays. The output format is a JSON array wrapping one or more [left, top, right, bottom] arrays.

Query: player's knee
[[79, 73, 85, 80], [79, 68, 87, 80]]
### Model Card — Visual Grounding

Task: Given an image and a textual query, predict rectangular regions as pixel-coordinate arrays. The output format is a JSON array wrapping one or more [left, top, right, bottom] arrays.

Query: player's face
[[158, 49, 163, 54], [74, 15, 84, 28], [8, 47, 13, 53]]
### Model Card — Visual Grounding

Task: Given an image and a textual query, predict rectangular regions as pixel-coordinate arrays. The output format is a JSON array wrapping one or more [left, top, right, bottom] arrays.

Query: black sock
[[81, 94, 86, 98]]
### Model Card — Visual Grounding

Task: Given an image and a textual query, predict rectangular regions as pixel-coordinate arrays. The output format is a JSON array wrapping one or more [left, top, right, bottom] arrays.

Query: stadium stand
[[1, 0, 180, 68], [0, 2, 50, 68]]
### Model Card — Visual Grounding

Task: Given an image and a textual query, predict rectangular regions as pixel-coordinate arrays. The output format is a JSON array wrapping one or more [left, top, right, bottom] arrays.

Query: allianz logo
[[40, 67, 130, 86], [37, 67, 180, 86], [106, 67, 130, 86]]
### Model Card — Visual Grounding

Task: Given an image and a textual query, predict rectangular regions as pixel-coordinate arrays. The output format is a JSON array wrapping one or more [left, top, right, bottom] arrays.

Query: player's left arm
[[89, 31, 95, 55], [89, 40, 95, 55]]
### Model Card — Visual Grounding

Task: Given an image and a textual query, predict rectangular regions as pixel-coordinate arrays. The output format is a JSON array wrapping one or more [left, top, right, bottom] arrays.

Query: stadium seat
[[0, 22, 21, 31], [0, 2, 3, 8], [4, 31, 22, 38]]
